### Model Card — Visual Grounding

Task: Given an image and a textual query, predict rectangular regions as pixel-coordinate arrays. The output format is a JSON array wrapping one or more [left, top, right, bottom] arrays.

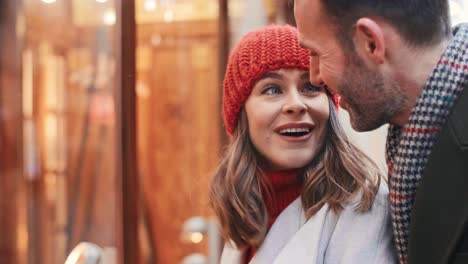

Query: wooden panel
[[0, 1, 22, 264], [64, 34, 119, 251], [137, 20, 218, 43], [0, 1, 134, 263], [22, 12, 120, 263], [136, 46, 155, 263], [137, 26, 220, 263], [65, 111, 118, 248]]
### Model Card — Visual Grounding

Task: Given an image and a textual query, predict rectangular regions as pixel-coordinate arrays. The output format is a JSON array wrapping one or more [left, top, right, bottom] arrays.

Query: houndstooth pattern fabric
[[386, 24, 468, 264]]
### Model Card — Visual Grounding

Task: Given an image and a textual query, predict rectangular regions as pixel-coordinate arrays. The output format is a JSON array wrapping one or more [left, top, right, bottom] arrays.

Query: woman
[[210, 25, 397, 264]]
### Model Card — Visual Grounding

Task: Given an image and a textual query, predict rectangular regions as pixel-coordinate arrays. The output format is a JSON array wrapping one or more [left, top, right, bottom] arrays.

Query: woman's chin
[[270, 157, 312, 171]]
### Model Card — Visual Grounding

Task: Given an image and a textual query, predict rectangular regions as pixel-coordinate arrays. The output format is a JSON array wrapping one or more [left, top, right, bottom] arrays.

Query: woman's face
[[245, 68, 330, 170]]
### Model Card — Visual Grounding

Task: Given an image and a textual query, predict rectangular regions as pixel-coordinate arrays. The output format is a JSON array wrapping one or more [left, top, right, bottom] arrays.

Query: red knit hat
[[222, 25, 311, 135]]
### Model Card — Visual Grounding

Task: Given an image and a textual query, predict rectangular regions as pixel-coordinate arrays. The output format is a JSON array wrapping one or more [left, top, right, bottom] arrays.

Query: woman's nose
[[282, 93, 307, 115]]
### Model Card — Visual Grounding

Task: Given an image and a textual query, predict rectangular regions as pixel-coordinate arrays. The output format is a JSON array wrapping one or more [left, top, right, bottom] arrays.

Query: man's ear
[[354, 18, 385, 64]]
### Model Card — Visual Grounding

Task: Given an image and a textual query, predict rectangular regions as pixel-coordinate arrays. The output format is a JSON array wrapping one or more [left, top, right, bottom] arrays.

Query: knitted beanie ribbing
[[222, 25, 311, 135]]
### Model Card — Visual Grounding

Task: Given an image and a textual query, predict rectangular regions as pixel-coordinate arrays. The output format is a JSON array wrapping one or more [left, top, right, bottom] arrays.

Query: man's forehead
[[293, 0, 307, 14], [294, 0, 317, 9], [297, 32, 317, 52], [294, 0, 323, 22]]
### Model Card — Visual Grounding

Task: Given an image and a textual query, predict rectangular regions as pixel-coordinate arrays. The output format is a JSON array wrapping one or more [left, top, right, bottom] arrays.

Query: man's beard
[[339, 54, 407, 132]]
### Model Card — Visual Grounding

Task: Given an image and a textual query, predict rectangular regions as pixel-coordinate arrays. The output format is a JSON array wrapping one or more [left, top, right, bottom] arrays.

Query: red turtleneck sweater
[[244, 170, 302, 263]]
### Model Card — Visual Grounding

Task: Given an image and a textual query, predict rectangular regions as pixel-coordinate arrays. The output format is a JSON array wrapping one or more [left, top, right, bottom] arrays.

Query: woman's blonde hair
[[209, 96, 382, 248]]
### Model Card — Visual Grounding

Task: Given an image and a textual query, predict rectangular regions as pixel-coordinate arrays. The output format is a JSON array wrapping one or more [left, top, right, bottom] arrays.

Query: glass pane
[[135, 0, 221, 263], [0, 0, 123, 263]]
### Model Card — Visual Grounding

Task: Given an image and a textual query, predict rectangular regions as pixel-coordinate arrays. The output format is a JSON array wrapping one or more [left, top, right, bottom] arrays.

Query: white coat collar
[[220, 197, 338, 264]]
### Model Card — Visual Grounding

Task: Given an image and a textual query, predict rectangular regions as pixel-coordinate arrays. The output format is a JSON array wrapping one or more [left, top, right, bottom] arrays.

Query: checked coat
[[386, 24, 468, 264]]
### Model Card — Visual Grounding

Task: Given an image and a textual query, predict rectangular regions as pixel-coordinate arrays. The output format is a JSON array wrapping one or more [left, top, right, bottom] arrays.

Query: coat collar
[[220, 198, 337, 264]]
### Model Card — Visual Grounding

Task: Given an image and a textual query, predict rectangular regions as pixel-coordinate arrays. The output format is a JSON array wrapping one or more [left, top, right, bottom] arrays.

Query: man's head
[[294, 0, 451, 131], [311, 0, 451, 49]]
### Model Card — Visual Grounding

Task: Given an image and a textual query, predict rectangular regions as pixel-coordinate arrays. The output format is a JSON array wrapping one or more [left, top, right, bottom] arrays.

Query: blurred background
[[0, 0, 467, 263]]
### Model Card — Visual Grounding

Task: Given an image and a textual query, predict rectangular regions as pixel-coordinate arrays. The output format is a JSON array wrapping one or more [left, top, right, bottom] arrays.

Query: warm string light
[[161, 0, 175, 23], [163, 8, 174, 22], [181, 217, 221, 264], [103, 9, 116, 25], [39, 0, 182, 24], [144, 0, 158, 12], [189, 232, 204, 244]]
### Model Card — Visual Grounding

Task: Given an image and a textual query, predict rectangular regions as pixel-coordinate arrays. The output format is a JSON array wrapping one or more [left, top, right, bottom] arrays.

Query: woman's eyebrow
[[260, 72, 282, 80], [301, 72, 309, 80]]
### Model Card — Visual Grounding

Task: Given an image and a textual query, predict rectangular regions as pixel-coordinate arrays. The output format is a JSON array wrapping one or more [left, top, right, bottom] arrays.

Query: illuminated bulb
[[41, 0, 57, 4], [163, 9, 174, 22], [144, 0, 158, 12], [103, 10, 116, 26], [150, 35, 162, 46], [96, 0, 107, 3], [189, 232, 204, 244]]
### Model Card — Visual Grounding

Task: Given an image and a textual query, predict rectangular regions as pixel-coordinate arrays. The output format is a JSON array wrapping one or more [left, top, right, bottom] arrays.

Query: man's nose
[[309, 56, 323, 87]]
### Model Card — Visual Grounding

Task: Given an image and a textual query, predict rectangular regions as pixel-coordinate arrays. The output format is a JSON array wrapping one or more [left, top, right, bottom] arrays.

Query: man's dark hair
[[321, 0, 451, 49]]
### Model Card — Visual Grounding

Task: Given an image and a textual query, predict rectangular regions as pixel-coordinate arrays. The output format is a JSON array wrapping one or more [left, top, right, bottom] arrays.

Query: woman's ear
[[354, 18, 386, 65]]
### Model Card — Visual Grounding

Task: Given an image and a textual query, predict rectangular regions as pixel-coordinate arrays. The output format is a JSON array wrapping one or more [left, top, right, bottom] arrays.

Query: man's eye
[[262, 85, 282, 95], [302, 82, 321, 93]]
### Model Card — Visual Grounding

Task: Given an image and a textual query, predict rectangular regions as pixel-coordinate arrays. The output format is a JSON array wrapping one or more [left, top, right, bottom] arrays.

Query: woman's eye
[[302, 82, 321, 93], [262, 85, 282, 95]]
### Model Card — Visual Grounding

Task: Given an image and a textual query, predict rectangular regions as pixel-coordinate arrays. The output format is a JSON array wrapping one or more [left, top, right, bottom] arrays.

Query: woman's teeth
[[279, 127, 311, 137]]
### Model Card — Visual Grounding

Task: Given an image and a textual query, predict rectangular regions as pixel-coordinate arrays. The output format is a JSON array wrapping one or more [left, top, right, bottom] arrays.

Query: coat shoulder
[[345, 182, 390, 213], [326, 183, 397, 263]]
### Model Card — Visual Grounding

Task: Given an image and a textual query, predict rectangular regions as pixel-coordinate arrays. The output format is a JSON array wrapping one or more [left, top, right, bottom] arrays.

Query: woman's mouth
[[278, 127, 311, 137], [275, 123, 314, 141]]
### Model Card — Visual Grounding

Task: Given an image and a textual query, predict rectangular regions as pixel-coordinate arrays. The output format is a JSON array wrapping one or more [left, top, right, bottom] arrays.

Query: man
[[294, 1, 468, 264]]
